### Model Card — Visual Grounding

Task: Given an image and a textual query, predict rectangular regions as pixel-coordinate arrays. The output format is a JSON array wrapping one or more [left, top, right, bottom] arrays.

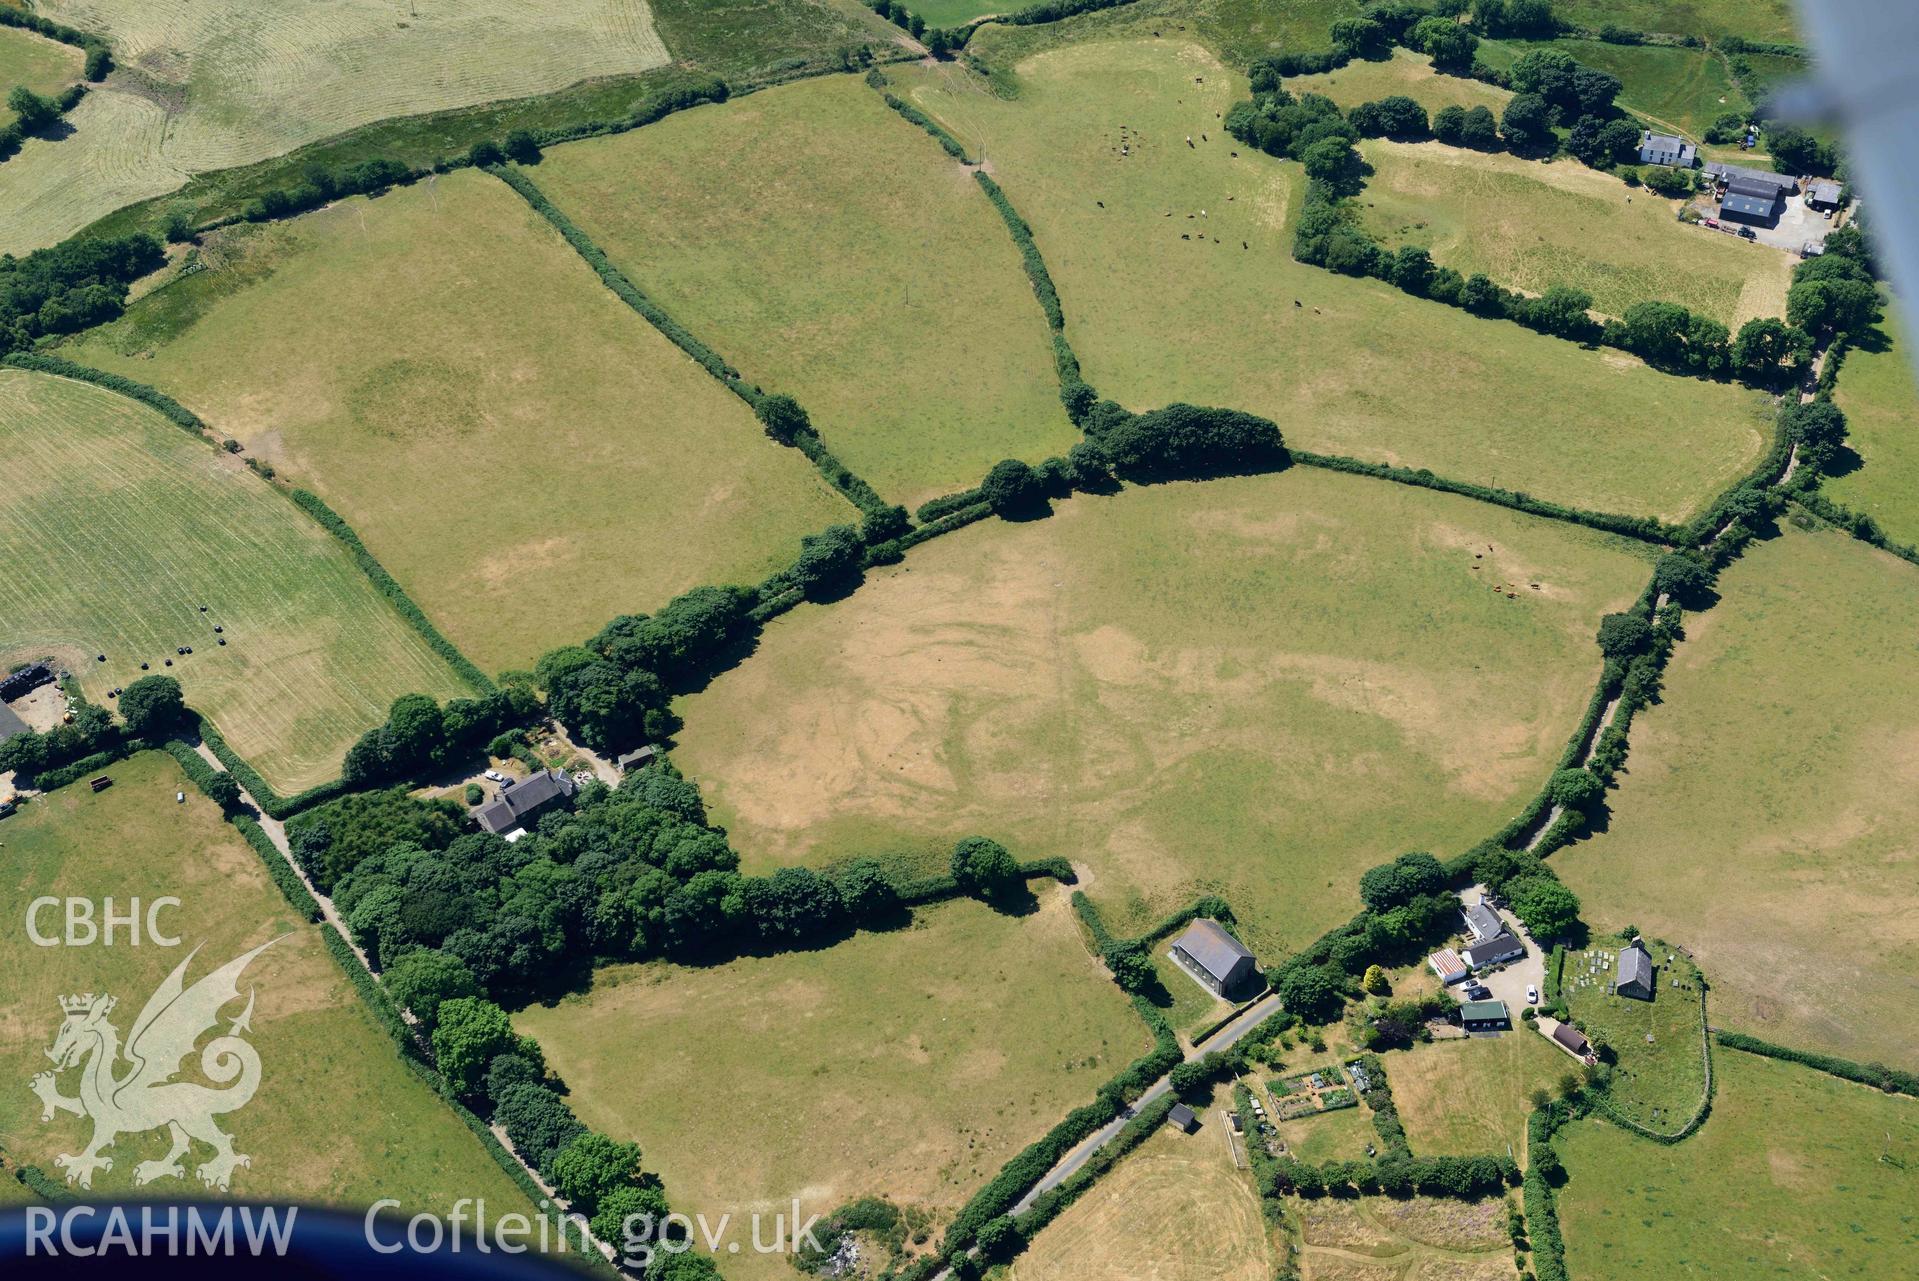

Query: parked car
[[1738, 227, 1757, 240], [1464, 983, 1492, 1001], [484, 769, 506, 782], [1703, 217, 1719, 228], [1526, 984, 1540, 1005]]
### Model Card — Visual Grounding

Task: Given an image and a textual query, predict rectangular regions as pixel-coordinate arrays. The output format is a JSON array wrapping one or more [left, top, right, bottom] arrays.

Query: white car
[[1526, 984, 1540, 1005], [483, 769, 506, 782]]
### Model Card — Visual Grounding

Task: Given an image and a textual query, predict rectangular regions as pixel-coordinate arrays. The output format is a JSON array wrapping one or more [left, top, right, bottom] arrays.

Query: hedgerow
[[197, 713, 346, 819], [878, 89, 972, 162], [1, 353, 202, 434], [1715, 1031, 1919, 1096], [287, 489, 494, 693], [234, 815, 323, 921], [973, 172, 1064, 331], [1293, 450, 1678, 544]]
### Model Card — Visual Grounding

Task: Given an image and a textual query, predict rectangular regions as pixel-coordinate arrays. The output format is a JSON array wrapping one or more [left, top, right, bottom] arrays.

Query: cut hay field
[[1827, 313, 1919, 550], [1388, 1030, 1569, 1157], [1356, 140, 1791, 326], [528, 74, 1077, 507], [1009, 1113, 1272, 1281], [1476, 38, 1748, 143], [647, 0, 902, 82], [1296, 1195, 1510, 1281], [907, 0, 1005, 27], [1555, 527, 1919, 1070], [0, 89, 187, 256], [0, 25, 83, 125], [897, 39, 1772, 523], [1291, 48, 1512, 115], [0, 752, 542, 1213], [0, 0, 670, 252], [1557, 1050, 1919, 1280], [514, 887, 1146, 1281], [64, 169, 850, 675], [0, 369, 470, 791], [673, 466, 1656, 958]]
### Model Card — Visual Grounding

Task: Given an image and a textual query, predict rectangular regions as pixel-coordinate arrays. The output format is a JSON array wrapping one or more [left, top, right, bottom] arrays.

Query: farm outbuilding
[[1168, 1102, 1199, 1133], [0, 701, 29, 743], [1429, 948, 1469, 985], [1460, 999, 1510, 1032], [616, 744, 662, 773], [1552, 1022, 1594, 1061], [1169, 918, 1258, 999], [1807, 180, 1843, 211]]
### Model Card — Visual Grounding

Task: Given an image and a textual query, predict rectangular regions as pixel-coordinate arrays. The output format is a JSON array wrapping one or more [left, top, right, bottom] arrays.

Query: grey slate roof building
[[1720, 181, 1782, 224], [1616, 938, 1655, 1000], [1463, 902, 1505, 942], [616, 745, 662, 773], [1170, 918, 1258, 999], [0, 700, 29, 743], [1705, 161, 1798, 194], [1808, 179, 1843, 209], [1168, 1102, 1199, 1133], [476, 768, 578, 836], [1463, 932, 1525, 969], [1638, 131, 1696, 167]]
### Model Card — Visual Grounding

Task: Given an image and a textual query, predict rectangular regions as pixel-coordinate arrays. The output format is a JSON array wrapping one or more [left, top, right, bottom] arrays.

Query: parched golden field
[[0, 753, 542, 1213], [65, 169, 852, 675], [0, 369, 470, 791], [1296, 1195, 1511, 1281], [1009, 1112, 1272, 1281], [515, 887, 1147, 1281], [0, 0, 670, 252], [1356, 140, 1793, 326], [0, 89, 188, 256], [1387, 1030, 1570, 1157], [1290, 48, 1512, 115], [1555, 527, 1919, 1068], [898, 39, 1771, 522], [0, 25, 84, 125], [525, 73, 1081, 507], [675, 467, 1655, 957]]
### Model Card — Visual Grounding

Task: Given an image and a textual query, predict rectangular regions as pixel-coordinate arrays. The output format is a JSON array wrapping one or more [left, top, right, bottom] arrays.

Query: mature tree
[[1597, 117, 1642, 165], [432, 997, 542, 1099], [1409, 16, 1478, 73], [119, 675, 186, 736], [1499, 93, 1554, 152], [503, 129, 541, 164], [1787, 277, 1878, 336], [1329, 17, 1389, 57], [1766, 125, 1836, 175], [466, 139, 503, 167], [980, 457, 1043, 515], [1525, 285, 1596, 339], [1350, 95, 1428, 140], [1508, 875, 1581, 938], [1101, 940, 1155, 993], [550, 1132, 643, 1212], [1459, 272, 1502, 314], [1276, 962, 1345, 1022], [1390, 245, 1436, 296], [383, 692, 446, 773], [834, 858, 901, 924], [484, 1053, 543, 1106], [754, 393, 812, 443], [1594, 612, 1651, 658], [591, 1183, 670, 1254], [6, 87, 59, 134], [1508, 48, 1576, 105], [203, 772, 242, 812], [1570, 65, 1622, 115], [1359, 851, 1447, 912], [1097, 403, 1286, 480], [494, 1083, 586, 1172], [975, 1216, 1022, 1263], [1363, 964, 1391, 995], [1301, 137, 1364, 191], [1547, 768, 1603, 811], [792, 524, 865, 599], [741, 866, 847, 944], [1459, 105, 1501, 149], [1651, 551, 1712, 603], [1431, 104, 1468, 146], [384, 949, 479, 1029], [1731, 316, 1813, 382], [950, 835, 1022, 899], [1617, 301, 1695, 367]]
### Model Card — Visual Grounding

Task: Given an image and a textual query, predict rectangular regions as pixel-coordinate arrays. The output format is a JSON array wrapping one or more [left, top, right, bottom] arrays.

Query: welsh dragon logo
[[29, 938, 282, 1191]]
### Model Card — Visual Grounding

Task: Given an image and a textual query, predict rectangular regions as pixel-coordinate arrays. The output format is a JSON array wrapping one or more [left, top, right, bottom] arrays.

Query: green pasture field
[[527, 73, 1076, 507], [648, 0, 903, 80], [1552, 0, 1801, 43], [674, 466, 1656, 959], [0, 24, 82, 126], [897, 38, 1772, 522], [1555, 527, 1919, 1070], [1356, 139, 1791, 325], [1476, 38, 1749, 143], [1011, 1102, 1273, 1281], [1295, 1196, 1509, 1280], [1290, 47, 1512, 115], [1386, 1030, 1570, 1157], [1557, 1050, 1919, 1279], [907, 0, 1005, 27], [64, 169, 850, 676], [0, 753, 543, 1214], [0, 369, 469, 791], [1278, 1101, 1376, 1164], [1563, 939, 1707, 1132], [514, 887, 1147, 1281], [0, 0, 672, 252], [1827, 312, 1919, 549]]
